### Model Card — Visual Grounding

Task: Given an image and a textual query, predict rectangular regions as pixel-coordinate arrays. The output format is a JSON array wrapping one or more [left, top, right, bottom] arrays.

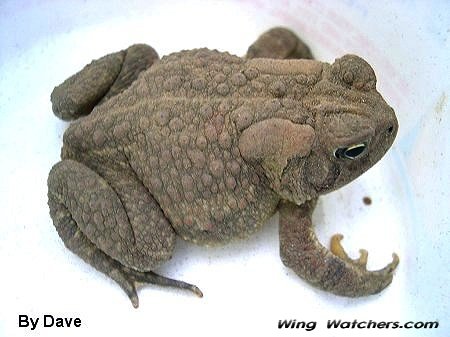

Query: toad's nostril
[[387, 125, 394, 134]]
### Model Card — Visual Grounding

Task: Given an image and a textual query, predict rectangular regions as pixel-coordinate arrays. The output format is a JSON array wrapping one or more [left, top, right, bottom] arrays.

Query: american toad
[[48, 27, 399, 307]]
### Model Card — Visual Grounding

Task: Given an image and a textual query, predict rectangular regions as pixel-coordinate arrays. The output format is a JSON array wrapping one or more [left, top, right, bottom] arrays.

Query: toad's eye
[[334, 143, 367, 160]]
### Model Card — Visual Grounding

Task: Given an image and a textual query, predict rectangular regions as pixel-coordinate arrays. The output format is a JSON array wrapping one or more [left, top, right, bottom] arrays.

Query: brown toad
[[48, 27, 399, 307]]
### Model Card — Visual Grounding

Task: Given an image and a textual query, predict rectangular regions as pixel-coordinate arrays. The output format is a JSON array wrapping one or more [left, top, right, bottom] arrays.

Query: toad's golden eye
[[334, 143, 367, 160]]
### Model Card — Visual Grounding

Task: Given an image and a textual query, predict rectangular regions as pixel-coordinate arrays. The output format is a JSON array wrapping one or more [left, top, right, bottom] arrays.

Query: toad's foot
[[330, 233, 399, 280], [279, 200, 399, 297], [120, 268, 203, 308], [246, 27, 313, 60], [51, 44, 158, 120]]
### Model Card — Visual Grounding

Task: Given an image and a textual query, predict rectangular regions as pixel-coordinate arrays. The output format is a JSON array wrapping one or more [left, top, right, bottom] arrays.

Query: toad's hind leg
[[48, 160, 201, 307], [51, 44, 158, 121], [246, 27, 313, 60]]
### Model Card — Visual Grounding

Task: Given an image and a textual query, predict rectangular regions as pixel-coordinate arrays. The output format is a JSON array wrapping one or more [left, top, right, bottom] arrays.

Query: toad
[[48, 27, 399, 307]]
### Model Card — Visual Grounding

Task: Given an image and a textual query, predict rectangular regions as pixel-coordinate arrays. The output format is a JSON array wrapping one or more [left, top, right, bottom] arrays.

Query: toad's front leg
[[279, 200, 399, 297]]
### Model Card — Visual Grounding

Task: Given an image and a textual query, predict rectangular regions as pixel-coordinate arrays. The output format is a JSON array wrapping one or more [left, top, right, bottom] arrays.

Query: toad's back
[[64, 49, 312, 245], [126, 50, 283, 245]]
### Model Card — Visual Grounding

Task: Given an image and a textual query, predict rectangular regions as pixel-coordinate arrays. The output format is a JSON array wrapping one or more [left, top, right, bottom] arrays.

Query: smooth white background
[[0, 1, 448, 336]]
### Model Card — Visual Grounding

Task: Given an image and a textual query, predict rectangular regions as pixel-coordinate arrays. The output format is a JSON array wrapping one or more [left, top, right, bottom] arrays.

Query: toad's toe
[[330, 234, 398, 275]]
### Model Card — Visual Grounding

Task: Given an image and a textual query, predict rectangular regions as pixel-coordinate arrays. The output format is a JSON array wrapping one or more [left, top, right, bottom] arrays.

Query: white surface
[[0, 1, 449, 336]]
